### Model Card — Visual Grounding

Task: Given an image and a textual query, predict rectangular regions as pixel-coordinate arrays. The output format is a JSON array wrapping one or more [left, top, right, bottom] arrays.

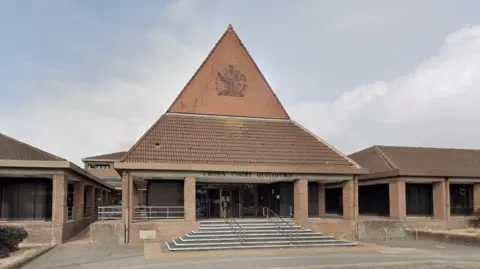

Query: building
[[0, 133, 115, 244], [83, 151, 127, 204], [350, 145, 480, 230], [103, 25, 367, 244]]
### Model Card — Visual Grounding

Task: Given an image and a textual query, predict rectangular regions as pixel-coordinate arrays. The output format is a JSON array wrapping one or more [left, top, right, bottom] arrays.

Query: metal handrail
[[225, 210, 245, 244], [262, 207, 298, 244], [225, 211, 246, 244]]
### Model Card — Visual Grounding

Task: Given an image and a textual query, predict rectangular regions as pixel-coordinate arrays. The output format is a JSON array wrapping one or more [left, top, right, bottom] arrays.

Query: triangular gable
[[168, 25, 289, 119]]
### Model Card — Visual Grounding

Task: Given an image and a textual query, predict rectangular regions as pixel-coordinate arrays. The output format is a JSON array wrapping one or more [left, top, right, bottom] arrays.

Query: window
[[87, 163, 111, 170], [450, 184, 474, 215]]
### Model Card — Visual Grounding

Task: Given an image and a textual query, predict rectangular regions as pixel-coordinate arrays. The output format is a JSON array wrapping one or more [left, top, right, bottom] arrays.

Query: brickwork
[[342, 179, 355, 220], [294, 179, 308, 222], [52, 173, 67, 244], [73, 181, 85, 220], [184, 177, 196, 222], [474, 183, 480, 211], [389, 180, 406, 220], [85, 186, 95, 218], [129, 221, 200, 244], [433, 181, 448, 219], [318, 183, 325, 216]]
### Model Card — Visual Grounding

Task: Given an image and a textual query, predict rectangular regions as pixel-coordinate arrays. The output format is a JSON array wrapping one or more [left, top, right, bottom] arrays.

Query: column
[[342, 179, 355, 220], [433, 181, 448, 219], [73, 181, 85, 220], [184, 177, 196, 222], [86, 186, 95, 217], [122, 172, 131, 223], [294, 178, 308, 223], [389, 180, 406, 220], [474, 183, 480, 213], [52, 173, 67, 244], [318, 183, 325, 217]]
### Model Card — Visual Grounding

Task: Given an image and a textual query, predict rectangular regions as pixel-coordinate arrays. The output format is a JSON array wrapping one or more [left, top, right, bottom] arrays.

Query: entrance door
[[241, 184, 258, 217], [219, 189, 230, 218]]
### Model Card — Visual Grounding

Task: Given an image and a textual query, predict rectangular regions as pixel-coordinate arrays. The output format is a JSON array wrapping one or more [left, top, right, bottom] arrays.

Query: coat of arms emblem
[[215, 65, 247, 97]]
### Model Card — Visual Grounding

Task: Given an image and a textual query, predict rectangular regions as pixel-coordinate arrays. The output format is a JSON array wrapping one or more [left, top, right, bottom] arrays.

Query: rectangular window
[[450, 184, 474, 215]]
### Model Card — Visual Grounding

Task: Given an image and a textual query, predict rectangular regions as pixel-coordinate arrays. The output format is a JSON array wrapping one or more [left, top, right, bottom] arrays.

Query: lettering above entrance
[[215, 65, 247, 97], [203, 171, 293, 179]]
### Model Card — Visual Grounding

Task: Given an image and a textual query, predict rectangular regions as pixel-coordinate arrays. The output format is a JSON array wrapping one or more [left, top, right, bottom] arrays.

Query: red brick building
[[108, 25, 367, 243], [350, 145, 480, 231], [0, 133, 115, 244]]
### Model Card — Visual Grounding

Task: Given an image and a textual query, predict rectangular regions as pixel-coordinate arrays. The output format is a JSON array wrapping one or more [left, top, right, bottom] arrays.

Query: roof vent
[[154, 143, 161, 149]]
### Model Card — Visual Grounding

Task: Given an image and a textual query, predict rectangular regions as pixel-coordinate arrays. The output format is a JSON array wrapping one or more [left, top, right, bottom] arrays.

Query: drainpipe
[[51, 181, 55, 245], [353, 175, 359, 238], [445, 177, 451, 230]]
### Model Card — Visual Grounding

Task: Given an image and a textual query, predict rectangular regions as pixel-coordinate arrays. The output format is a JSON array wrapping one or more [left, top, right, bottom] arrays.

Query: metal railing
[[225, 210, 245, 244], [134, 206, 184, 220], [262, 206, 298, 243], [98, 205, 122, 220]]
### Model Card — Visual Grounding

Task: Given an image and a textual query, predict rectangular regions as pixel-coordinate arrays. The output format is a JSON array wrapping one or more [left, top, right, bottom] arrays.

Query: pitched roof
[[168, 25, 289, 119], [350, 145, 480, 178], [122, 113, 357, 169], [83, 151, 126, 161], [0, 133, 65, 161]]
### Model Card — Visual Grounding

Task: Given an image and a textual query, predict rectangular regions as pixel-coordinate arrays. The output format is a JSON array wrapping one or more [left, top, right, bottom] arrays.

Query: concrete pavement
[[22, 240, 480, 269]]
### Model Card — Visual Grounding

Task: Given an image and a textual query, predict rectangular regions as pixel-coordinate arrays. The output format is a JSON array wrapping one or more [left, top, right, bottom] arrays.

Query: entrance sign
[[202, 171, 293, 179]]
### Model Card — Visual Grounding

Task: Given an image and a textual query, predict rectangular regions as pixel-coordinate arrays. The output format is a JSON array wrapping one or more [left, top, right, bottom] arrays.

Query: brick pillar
[[294, 179, 308, 223], [52, 173, 67, 244], [122, 172, 131, 223], [433, 181, 448, 219], [474, 183, 480, 213], [86, 186, 95, 217], [184, 177, 196, 222], [389, 180, 406, 220], [318, 183, 325, 217], [73, 181, 85, 220], [342, 180, 355, 220]]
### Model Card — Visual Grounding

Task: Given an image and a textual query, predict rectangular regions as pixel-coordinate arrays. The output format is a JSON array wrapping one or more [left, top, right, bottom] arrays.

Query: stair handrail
[[225, 210, 245, 244], [262, 206, 299, 244]]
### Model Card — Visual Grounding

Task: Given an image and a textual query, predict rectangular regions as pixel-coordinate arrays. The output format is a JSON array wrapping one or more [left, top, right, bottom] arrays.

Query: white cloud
[[5, 16, 480, 167], [288, 25, 480, 154]]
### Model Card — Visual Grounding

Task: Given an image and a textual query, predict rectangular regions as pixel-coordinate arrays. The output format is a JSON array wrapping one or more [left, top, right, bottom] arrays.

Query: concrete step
[[166, 241, 357, 251], [199, 220, 292, 225], [179, 235, 335, 243], [198, 225, 301, 231], [191, 229, 312, 234], [185, 232, 323, 238], [171, 238, 349, 247]]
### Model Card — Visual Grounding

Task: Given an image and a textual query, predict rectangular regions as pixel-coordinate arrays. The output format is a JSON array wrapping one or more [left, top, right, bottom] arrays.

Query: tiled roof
[[83, 151, 126, 161], [122, 113, 356, 168], [350, 145, 480, 178], [0, 133, 65, 161]]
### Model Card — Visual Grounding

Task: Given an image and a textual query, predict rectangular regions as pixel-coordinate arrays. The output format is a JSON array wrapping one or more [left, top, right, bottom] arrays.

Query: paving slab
[[21, 239, 480, 269]]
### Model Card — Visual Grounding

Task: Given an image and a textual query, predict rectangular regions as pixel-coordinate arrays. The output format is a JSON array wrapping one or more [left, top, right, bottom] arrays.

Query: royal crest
[[215, 65, 247, 97]]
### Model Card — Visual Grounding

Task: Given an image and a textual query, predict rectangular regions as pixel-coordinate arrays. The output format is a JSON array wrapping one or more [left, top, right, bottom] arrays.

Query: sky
[[2, 0, 480, 165]]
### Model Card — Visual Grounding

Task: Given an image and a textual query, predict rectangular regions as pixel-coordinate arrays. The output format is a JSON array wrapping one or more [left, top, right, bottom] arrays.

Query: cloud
[[4, 2, 480, 167], [288, 25, 480, 154]]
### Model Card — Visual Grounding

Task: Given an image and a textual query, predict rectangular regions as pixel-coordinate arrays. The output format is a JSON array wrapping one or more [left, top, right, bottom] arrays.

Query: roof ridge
[[166, 24, 290, 119], [290, 120, 361, 169], [374, 145, 398, 170], [0, 132, 65, 161], [166, 112, 290, 121]]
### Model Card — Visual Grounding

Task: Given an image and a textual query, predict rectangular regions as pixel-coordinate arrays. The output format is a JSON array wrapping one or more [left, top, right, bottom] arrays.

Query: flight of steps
[[166, 219, 357, 251]]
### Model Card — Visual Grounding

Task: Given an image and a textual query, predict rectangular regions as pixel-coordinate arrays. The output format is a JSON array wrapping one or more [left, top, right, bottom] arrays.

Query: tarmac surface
[[22, 239, 480, 269]]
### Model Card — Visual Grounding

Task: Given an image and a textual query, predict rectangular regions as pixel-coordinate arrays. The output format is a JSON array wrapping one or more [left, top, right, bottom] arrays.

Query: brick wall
[[129, 221, 200, 244]]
